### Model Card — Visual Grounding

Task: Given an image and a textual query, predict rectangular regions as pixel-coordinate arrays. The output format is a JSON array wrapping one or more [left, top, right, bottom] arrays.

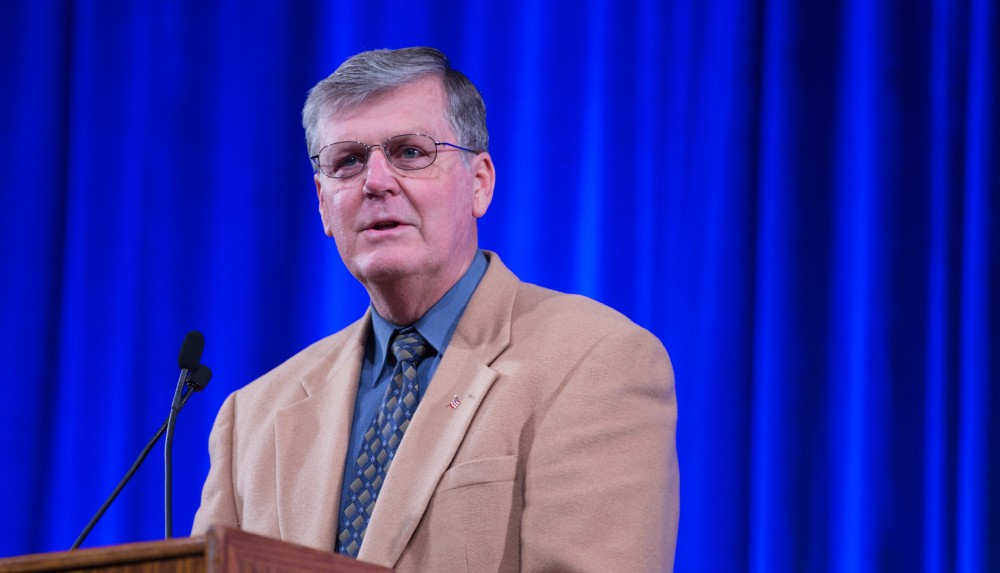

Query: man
[[192, 47, 679, 572]]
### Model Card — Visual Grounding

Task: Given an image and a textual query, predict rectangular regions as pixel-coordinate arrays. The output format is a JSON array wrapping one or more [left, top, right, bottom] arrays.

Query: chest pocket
[[437, 455, 518, 491]]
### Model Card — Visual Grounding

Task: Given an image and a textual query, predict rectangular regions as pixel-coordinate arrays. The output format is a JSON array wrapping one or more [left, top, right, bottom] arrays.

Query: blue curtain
[[1, 1, 996, 571]]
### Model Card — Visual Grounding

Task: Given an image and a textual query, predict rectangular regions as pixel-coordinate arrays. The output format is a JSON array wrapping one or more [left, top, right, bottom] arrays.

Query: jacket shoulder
[[514, 281, 653, 337], [229, 315, 368, 410]]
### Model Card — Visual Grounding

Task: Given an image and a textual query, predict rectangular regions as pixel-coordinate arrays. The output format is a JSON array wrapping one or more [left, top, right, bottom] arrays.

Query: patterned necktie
[[337, 328, 429, 557]]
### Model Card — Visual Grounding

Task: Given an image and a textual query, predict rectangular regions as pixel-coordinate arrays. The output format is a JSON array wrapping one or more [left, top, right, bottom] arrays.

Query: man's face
[[314, 77, 495, 296]]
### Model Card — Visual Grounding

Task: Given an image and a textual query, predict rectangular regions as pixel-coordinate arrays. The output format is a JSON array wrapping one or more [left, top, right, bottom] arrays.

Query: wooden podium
[[0, 527, 391, 572]]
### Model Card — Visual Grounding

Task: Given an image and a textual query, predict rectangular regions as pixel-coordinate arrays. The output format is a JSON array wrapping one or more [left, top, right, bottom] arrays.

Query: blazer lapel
[[358, 252, 519, 566], [273, 315, 370, 551]]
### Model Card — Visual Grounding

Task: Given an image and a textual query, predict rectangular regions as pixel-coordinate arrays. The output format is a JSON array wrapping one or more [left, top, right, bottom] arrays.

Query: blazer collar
[[358, 251, 519, 567], [273, 313, 371, 551]]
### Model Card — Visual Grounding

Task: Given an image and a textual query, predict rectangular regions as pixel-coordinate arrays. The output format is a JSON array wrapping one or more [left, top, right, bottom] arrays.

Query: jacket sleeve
[[520, 325, 679, 572], [191, 391, 241, 534]]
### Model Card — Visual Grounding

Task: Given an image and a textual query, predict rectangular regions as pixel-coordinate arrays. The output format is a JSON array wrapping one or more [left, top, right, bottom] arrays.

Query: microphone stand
[[71, 388, 195, 549], [163, 368, 190, 539]]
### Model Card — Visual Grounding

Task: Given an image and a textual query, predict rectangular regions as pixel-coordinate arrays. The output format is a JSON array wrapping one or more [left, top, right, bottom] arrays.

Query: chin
[[350, 251, 425, 284]]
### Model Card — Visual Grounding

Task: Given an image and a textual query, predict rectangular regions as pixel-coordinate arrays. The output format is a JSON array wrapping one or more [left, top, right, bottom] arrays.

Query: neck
[[365, 253, 475, 326], [368, 283, 439, 325]]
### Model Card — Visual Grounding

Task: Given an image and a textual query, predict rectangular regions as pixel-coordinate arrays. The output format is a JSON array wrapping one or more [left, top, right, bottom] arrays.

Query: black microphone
[[71, 331, 212, 550], [165, 330, 206, 539], [187, 364, 212, 391], [178, 330, 204, 372]]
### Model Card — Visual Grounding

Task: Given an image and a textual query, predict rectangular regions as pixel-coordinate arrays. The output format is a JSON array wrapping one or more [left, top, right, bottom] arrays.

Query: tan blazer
[[192, 252, 679, 572]]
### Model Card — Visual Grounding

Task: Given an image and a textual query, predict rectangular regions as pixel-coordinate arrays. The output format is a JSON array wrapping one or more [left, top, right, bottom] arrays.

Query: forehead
[[320, 77, 452, 143]]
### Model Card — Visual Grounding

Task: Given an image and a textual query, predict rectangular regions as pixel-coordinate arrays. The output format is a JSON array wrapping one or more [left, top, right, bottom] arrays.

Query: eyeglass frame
[[310, 133, 480, 179]]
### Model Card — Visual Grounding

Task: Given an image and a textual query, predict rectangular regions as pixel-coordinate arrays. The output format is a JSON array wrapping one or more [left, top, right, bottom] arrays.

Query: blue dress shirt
[[336, 250, 488, 533]]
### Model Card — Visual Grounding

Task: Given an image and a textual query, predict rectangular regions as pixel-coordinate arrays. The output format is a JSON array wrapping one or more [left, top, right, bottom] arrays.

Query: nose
[[362, 145, 400, 197]]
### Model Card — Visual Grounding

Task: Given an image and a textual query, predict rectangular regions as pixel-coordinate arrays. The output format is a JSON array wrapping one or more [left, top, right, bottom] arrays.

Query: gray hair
[[302, 47, 489, 158]]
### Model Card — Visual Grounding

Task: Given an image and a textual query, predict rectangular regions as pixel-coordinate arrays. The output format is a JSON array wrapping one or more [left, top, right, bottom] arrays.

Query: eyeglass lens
[[317, 134, 438, 178]]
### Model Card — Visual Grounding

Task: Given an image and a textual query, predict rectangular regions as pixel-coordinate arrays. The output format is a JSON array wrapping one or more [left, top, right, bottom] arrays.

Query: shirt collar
[[369, 250, 488, 381]]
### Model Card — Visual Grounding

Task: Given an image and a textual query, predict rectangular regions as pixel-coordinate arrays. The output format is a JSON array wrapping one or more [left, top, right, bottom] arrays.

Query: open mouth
[[371, 221, 400, 231]]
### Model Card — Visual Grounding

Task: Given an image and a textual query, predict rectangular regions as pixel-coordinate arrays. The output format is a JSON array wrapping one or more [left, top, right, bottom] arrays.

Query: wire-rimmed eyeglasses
[[310, 133, 479, 179]]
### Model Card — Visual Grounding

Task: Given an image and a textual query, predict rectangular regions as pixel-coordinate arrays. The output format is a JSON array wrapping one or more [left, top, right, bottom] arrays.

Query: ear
[[470, 153, 496, 218], [315, 173, 335, 237]]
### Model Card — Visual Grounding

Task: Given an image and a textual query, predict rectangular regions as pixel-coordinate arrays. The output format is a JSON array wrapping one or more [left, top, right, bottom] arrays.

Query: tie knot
[[390, 328, 429, 364]]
